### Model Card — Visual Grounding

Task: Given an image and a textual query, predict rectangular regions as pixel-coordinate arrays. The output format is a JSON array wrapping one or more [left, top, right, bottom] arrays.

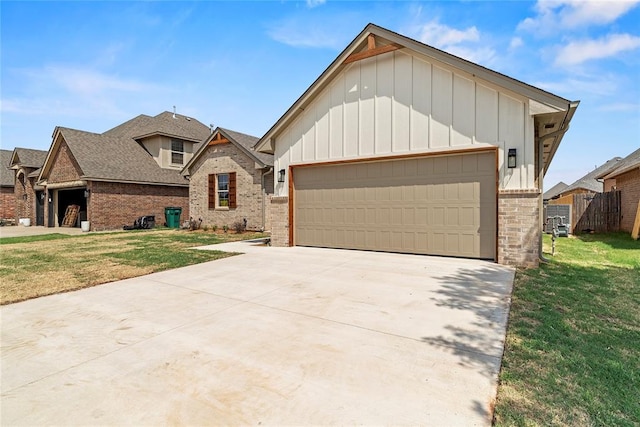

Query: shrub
[[223, 225, 228, 233], [212, 225, 218, 232], [233, 220, 246, 234]]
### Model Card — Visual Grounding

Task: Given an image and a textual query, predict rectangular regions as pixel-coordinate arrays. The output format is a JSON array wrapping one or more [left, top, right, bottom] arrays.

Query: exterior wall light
[[507, 149, 517, 168], [278, 169, 286, 183], [84, 189, 91, 198]]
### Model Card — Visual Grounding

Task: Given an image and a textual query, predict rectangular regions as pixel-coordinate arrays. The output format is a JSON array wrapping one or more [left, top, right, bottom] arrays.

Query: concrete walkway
[[1, 241, 515, 425], [0, 225, 85, 238]]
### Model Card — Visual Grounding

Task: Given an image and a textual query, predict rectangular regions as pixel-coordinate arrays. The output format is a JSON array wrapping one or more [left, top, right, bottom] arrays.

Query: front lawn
[[0, 229, 266, 305], [494, 233, 639, 426]]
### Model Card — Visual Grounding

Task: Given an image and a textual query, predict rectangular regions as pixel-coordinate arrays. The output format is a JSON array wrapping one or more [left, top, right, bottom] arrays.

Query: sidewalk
[[0, 225, 85, 239]]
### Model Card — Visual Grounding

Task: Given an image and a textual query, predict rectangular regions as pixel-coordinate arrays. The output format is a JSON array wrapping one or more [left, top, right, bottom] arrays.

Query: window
[[171, 139, 184, 165], [218, 173, 229, 207], [209, 172, 236, 209]]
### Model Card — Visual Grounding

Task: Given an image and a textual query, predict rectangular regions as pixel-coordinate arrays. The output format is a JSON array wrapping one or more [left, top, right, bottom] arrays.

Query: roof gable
[[543, 181, 568, 200], [182, 127, 273, 176], [255, 23, 579, 164], [10, 148, 48, 169]]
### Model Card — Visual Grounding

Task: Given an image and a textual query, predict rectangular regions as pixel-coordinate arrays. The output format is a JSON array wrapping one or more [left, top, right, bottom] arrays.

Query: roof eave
[[82, 176, 189, 187], [540, 101, 580, 175], [604, 163, 640, 179], [134, 131, 204, 144]]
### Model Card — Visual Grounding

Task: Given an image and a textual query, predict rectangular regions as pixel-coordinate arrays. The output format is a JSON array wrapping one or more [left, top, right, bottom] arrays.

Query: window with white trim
[[208, 172, 237, 209]]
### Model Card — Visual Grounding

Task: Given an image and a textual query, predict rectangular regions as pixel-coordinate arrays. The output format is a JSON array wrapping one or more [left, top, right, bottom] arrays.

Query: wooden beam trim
[[343, 43, 403, 65], [208, 138, 230, 146], [367, 33, 376, 50]]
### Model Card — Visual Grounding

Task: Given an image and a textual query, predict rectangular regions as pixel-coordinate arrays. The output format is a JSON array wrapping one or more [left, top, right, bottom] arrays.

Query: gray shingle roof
[[38, 111, 209, 186], [603, 147, 640, 179], [57, 127, 192, 186], [104, 111, 210, 143], [219, 128, 273, 166], [543, 181, 568, 200], [11, 148, 48, 169], [0, 149, 14, 187], [561, 157, 623, 195]]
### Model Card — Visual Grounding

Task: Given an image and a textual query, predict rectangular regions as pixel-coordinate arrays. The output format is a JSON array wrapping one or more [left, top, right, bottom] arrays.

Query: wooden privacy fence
[[573, 190, 621, 234]]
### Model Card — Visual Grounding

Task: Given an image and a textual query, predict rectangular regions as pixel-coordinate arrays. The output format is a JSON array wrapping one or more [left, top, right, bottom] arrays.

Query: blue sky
[[1, 0, 639, 188]]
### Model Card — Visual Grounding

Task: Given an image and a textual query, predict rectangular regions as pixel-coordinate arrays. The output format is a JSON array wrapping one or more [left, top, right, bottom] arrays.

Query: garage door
[[293, 151, 496, 259]]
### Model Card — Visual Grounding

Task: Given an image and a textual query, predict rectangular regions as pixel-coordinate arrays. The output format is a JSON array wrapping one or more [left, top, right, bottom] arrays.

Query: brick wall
[[269, 196, 289, 246], [48, 140, 82, 183], [498, 190, 541, 268], [1, 187, 15, 220], [604, 178, 616, 192], [13, 170, 38, 224], [188, 143, 271, 231], [88, 181, 189, 231], [616, 168, 640, 232]]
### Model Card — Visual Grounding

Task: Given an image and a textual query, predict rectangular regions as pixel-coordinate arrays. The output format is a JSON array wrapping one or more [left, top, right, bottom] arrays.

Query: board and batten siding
[[274, 50, 535, 196]]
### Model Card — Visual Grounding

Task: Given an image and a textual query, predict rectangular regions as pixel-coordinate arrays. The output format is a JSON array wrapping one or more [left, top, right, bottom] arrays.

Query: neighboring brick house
[[182, 127, 274, 231], [549, 157, 622, 206], [9, 148, 48, 225], [37, 111, 210, 230], [255, 23, 580, 268], [1, 149, 15, 221], [600, 147, 640, 233]]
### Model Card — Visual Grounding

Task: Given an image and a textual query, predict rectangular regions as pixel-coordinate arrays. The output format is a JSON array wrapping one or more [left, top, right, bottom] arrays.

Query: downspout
[[536, 107, 572, 264], [261, 167, 274, 232]]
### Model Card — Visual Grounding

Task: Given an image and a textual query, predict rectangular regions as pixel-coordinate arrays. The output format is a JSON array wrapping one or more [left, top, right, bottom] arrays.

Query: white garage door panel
[[294, 152, 496, 259]]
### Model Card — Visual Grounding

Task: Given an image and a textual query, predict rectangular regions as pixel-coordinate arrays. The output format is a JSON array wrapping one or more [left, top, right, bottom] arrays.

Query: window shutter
[[229, 172, 237, 208], [208, 174, 216, 209]]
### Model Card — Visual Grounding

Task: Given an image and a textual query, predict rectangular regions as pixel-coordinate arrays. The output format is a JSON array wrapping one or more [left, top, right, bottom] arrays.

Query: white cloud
[[43, 66, 154, 96], [509, 37, 523, 50], [418, 20, 479, 47], [306, 0, 326, 8], [1, 65, 163, 118], [266, 14, 353, 49], [411, 19, 495, 65], [598, 102, 639, 112], [534, 74, 619, 97], [519, 0, 640, 33], [554, 33, 640, 66]]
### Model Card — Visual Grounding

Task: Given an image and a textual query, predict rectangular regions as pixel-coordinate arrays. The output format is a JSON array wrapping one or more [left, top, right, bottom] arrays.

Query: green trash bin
[[164, 207, 182, 228]]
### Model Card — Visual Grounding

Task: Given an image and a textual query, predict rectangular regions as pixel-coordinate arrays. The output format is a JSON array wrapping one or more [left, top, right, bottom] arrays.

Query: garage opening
[[57, 188, 87, 227], [293, 151, 496, 260]]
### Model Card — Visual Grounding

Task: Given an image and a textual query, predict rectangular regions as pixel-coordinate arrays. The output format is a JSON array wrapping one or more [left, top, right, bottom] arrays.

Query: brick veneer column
[[269, 196, 289, 246], [498, 190, 541, 268], [617, 168, 640, 232]]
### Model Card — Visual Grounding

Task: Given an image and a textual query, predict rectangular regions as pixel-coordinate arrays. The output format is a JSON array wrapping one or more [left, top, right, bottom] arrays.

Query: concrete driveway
[[1, 241, 514, 426]]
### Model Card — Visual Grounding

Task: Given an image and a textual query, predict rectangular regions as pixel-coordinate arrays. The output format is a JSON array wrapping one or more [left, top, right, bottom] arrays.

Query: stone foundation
[[498, 190, 541, 268]]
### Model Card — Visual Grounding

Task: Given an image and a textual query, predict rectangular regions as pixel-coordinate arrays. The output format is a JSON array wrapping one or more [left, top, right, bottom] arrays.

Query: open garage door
[[293, 151, 496, 259]]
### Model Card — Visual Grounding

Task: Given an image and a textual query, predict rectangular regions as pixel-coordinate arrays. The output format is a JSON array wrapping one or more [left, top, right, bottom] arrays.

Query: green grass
[[0, 229, 267, 305], [494, 233, 640, 426]]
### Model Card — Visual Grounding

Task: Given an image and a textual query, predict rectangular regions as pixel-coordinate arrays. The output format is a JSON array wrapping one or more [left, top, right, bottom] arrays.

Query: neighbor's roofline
[[255, 22, 578, 153], [133, 131, 205, 144], [181, 127, 268, 176]]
